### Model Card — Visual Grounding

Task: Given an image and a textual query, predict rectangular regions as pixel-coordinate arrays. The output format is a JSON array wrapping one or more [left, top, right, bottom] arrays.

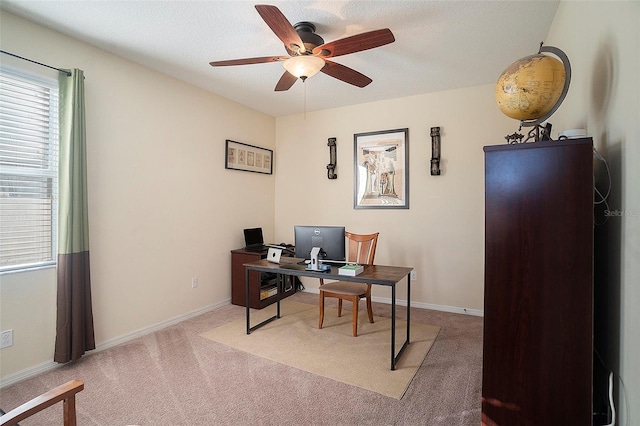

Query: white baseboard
[[94, 299, 229, 352], [301, 289, 484, 317], [0, 299, 231, 389], [408, 300, 484, 317], [0, 359, 61, 389]]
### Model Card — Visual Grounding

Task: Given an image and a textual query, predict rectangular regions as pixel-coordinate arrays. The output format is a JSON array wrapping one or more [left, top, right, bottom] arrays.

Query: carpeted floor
[[0, 292, 483, 425]]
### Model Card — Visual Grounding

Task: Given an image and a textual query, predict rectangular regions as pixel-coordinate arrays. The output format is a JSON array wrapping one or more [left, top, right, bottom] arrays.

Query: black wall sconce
[[327, 137, 337, 179], [430, 127, 441, 176]]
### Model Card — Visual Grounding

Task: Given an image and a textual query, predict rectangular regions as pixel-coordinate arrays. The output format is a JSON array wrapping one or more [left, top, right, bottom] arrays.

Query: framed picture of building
[[353, 128, 409, 209]]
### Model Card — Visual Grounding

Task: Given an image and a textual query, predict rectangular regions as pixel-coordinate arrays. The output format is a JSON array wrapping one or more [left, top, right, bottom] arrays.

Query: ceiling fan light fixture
[[283, 56, 325, 80]]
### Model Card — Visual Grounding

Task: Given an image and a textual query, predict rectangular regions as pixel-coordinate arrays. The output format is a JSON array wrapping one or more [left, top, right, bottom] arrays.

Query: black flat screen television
[[294, 225, 346, 262]]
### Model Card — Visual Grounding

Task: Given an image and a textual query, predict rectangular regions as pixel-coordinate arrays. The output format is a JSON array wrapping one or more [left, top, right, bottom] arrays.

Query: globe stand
[[523, 122, 553, 142], [505, 132, 524, 144], [505, 122, 553, 144]]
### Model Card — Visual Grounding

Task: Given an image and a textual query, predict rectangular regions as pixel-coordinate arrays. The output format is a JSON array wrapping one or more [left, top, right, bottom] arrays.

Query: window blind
[[0, 69, 59, 271]]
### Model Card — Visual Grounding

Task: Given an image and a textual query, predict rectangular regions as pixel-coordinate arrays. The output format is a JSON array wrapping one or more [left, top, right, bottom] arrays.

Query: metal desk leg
[[245, 267, 279, 334], [245, 268, 250, 334], [407, 273, 411, 344], [391, 284, 396, 370], [391, 273, 412, 370], [276, 274, 281, 318]]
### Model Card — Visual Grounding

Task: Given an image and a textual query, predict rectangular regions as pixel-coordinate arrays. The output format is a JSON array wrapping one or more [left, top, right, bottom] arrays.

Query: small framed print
[[225, 140, 273, 175], [354, 128, 409, 209]]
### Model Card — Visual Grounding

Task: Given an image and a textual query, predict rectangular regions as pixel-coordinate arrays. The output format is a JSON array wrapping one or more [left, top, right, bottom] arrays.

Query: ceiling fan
[[209, 4, 395, 91]]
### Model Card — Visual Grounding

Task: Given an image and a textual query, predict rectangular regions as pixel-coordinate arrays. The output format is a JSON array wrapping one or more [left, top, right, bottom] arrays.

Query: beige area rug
[[200, 301, 440, 399]]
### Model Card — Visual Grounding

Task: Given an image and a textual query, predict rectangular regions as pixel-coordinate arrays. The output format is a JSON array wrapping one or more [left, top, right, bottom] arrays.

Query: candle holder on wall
[[327, 137, 337, 179], [430, 127, 441, 176]]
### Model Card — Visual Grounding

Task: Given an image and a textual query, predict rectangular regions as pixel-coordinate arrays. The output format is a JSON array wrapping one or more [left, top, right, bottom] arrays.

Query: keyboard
[[244, 245, 268, 252]]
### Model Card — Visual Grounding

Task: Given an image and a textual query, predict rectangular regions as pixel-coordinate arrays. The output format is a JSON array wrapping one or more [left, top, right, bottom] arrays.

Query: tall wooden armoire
[[482, 138, 593, 425]]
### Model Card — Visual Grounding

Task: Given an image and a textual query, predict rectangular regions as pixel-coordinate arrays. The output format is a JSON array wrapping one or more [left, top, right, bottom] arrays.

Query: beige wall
[[274, 86, 515, 310], [545, 1, 640, 421], [0, 11, 276, 379]]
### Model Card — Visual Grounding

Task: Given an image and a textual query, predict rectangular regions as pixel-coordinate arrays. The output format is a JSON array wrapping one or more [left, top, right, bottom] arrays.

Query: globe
[[495, 53, 566, 122]]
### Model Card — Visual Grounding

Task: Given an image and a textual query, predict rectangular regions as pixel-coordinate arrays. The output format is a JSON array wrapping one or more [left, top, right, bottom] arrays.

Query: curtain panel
[[54, 68, 95, 363]]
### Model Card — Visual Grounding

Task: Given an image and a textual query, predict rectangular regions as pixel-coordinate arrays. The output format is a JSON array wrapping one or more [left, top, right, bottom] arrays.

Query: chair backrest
[[345, 231, 379, 265]]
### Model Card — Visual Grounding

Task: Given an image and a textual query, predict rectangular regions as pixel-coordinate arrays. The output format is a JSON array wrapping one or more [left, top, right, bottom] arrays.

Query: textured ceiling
[[1, 0, 560, 117]]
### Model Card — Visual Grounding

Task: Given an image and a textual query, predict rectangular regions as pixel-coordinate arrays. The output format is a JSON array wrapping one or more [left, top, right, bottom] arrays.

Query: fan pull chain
[[304, 79, 307, 120]]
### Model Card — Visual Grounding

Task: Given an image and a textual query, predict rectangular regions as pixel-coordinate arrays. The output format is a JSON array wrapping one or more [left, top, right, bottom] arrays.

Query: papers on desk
[[338, 264, 364, 276]]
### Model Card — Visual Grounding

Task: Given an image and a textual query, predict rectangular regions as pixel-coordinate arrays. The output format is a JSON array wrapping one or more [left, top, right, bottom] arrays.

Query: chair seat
[[319, 281, 369, 296]]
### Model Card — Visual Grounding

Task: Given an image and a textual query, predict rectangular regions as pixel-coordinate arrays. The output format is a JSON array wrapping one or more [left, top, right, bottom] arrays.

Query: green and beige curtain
[[54, 68, 95, 363]]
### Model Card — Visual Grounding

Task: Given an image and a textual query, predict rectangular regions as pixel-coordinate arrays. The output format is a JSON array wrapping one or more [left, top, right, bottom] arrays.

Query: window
[[0, 68, 59, 272]]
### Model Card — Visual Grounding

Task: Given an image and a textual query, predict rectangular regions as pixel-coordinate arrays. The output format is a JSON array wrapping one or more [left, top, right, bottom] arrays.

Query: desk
[[244, 258, 413, 370]]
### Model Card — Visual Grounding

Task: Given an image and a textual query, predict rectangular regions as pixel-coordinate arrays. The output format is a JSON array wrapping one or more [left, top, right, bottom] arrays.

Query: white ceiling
[[1, 0, 560, 117]]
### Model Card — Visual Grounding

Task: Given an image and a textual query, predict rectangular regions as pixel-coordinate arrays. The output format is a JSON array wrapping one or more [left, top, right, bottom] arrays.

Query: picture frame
[[353, 128, 409, 209], [225, 140, 273, 175]]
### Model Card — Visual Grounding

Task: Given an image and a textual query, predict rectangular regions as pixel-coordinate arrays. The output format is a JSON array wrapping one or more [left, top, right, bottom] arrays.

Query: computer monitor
[[294, 225, 346, 261]]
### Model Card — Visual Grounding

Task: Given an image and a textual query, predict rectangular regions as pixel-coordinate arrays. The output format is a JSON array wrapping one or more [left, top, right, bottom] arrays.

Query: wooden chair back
[[345, 231, 378, 265]]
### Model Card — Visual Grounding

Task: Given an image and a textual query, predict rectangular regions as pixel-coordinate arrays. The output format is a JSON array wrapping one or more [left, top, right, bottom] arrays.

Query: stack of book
[[260, 285, 277, 300], [338, 264, 364, 276]]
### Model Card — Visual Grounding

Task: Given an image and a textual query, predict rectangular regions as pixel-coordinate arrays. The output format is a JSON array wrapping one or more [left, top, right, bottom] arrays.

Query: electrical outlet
[[1, 330, 13, 349], [191, 277, 198, 288], [410, 271, 417, 281]]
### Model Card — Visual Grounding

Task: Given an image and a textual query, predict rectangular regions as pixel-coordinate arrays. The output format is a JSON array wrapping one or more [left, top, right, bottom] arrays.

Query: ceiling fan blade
[[209, 56, 289, 67], [312, 28, 395, 58], [255, 5, 306, 54], [321, 60, 372, 88], [275, 71, 298, 91]]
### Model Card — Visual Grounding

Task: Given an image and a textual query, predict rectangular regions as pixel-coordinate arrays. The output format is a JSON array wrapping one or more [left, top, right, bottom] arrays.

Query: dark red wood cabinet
[[230, 248, 296, 309], [482, 138, 593, 426]]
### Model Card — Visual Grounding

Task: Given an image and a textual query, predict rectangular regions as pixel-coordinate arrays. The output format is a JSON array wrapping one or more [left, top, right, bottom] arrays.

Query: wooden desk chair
[[0, 380, 84, 426], [318, 231, 379, 337]]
